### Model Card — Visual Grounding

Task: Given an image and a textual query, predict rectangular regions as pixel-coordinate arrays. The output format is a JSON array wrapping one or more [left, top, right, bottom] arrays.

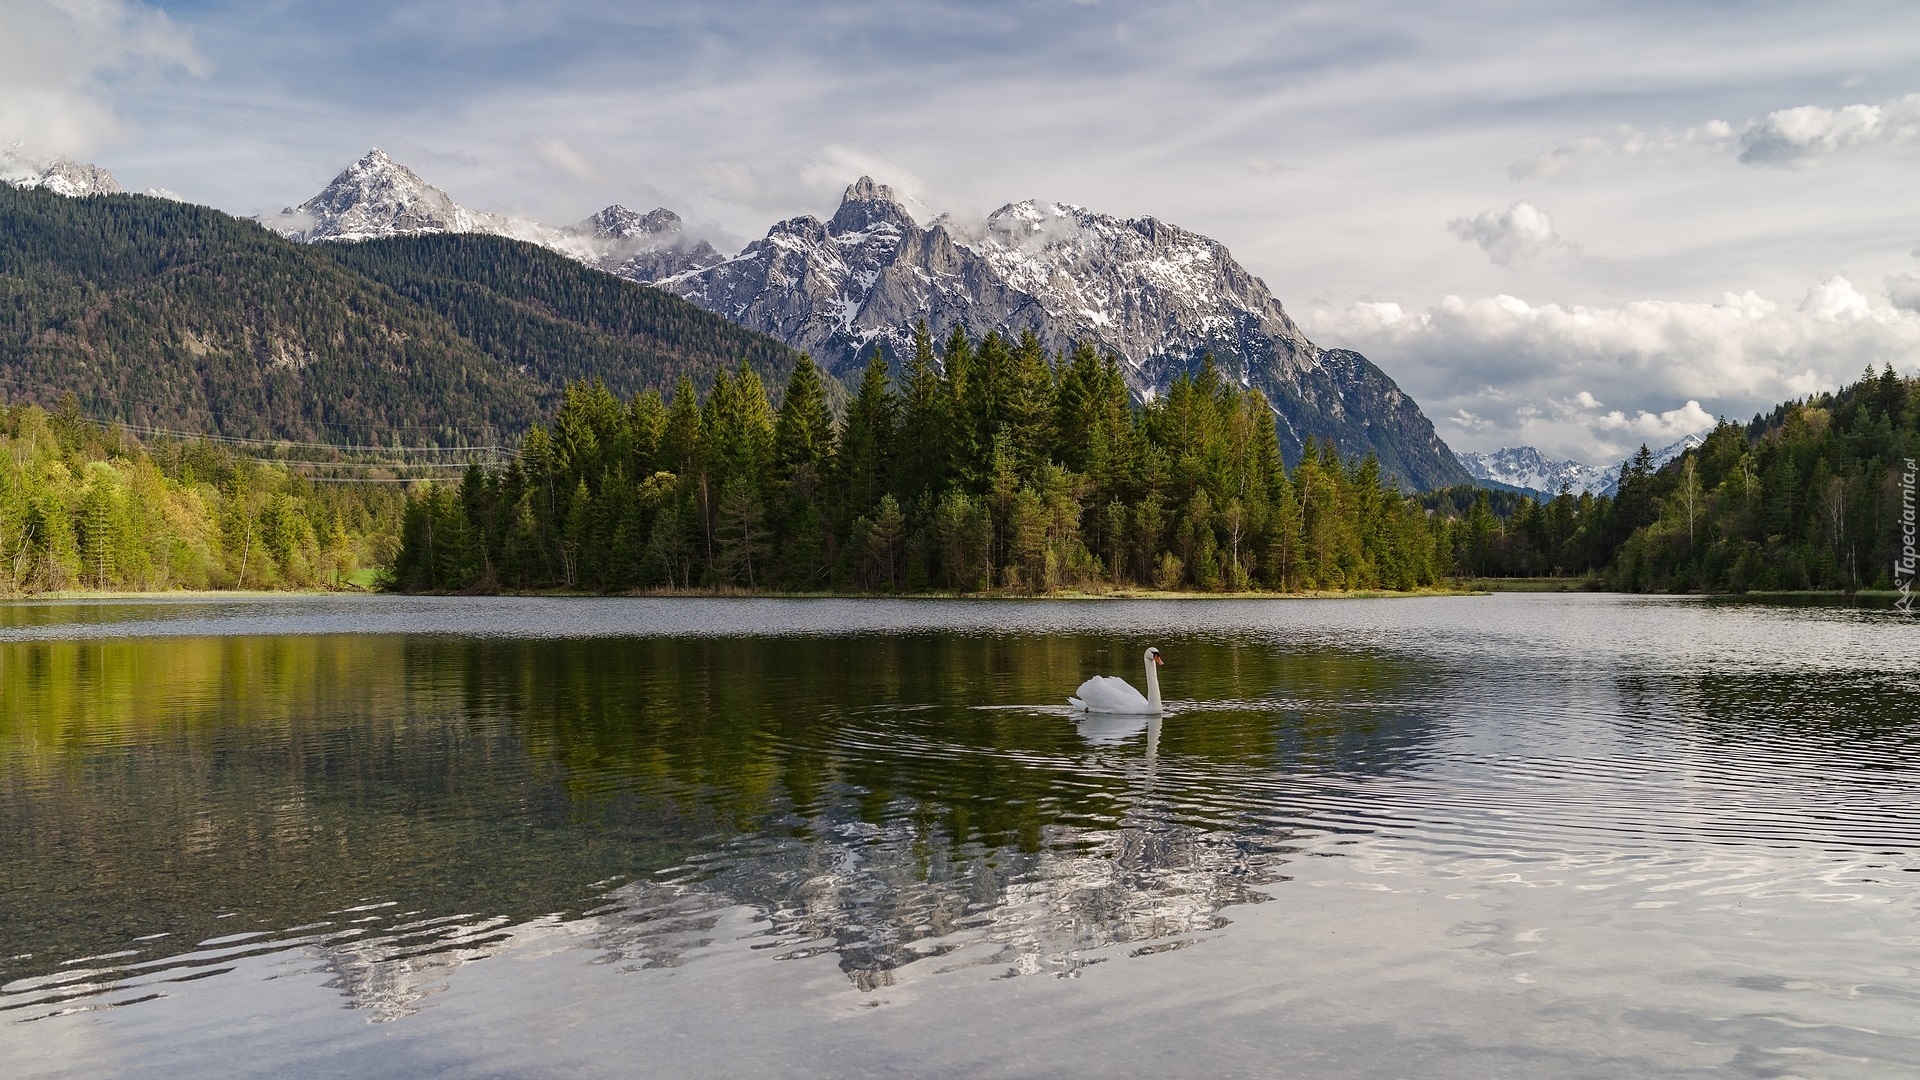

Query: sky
[[6, 0, 1920, 465]]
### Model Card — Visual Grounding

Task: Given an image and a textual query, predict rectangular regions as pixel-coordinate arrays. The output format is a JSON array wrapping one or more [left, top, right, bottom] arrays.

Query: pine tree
[[1003, 331, 1056, 475], [774, 354, 834, 480], [837, 348, 898, 526], [714, 478, 771, 588], [896, 322, 948, 499]]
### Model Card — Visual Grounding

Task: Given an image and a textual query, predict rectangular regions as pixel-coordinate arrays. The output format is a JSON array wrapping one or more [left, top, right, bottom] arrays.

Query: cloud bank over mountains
[[0, 0, 204, 159], [1308, 276, 1920, 463]]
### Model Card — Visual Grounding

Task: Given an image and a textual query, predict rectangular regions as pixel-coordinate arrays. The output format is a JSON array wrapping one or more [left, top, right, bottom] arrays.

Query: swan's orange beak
[[1153, 654, 1164, 666]]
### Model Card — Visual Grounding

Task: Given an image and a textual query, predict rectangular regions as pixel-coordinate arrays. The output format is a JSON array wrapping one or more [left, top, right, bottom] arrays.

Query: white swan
[[1069, 647, 1164, 715]]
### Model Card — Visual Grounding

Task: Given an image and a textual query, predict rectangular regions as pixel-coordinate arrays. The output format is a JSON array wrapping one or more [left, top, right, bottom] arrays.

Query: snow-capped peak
[[572, 204, 685, 241], [1649, 432, 1704, 466], [2, 145, 121, 198], [1455, 446, 1615, 497], [1456, 433, 1710, 498], [829, 176, 916, 234], [262, 150, 726, 279], [649, 176, 1465, 489], [263, 148, 481, 242]]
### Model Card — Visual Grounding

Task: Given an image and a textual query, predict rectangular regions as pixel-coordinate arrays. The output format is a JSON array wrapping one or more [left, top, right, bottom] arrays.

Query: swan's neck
[[1144, 654, 1162, 713]]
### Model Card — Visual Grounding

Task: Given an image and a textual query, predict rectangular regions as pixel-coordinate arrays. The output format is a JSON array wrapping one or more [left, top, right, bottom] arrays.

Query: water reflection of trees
[[0, 629, 1441, 1014], [470, 635, 1439, 989]]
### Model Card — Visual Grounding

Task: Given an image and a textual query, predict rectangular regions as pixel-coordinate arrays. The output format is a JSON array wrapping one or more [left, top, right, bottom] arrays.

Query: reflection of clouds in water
[[3, 907, 544, 1025], [309, 912, 528, 1022], [588, 823, 1286, 989], [290, 784, 1297, 1007], [583, 728, 1292, 990]]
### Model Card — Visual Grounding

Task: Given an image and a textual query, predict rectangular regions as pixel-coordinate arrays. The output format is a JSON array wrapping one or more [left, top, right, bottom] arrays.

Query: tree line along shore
[[4, 325, 1914, 598], [0, 395, 401, 593]]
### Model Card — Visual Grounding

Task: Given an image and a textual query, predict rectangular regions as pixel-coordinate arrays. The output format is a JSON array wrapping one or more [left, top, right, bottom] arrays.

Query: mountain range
[[1454, 435, 1706, 498], [0, 147, 123, 198], [3, 148, 1503, 491], [261, 149, 726, 281], [255, 150, 1472, 490], [0, 181, 797, 444]]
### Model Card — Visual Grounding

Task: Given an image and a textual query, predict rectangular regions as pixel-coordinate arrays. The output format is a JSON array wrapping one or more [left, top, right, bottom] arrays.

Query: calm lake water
[[2, 594, 1916, 1078]]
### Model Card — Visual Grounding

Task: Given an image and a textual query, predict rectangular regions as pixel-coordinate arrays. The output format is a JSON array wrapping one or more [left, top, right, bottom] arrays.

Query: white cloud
[[0, 0, 206, 158], [1446, 201, 1570, 267], [1307, 276, 1920, 462], [1512, 94, 1920, 177], [1591, 399, 1715, 442], [1737, 94, 1920, 165]]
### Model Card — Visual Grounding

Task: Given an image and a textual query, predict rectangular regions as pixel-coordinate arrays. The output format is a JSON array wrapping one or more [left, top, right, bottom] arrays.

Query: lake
[[2, 593, 1916, 1078]]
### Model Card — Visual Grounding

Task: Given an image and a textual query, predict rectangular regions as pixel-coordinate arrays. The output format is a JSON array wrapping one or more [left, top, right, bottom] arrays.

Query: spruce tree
[[837, 348, 898, 526]]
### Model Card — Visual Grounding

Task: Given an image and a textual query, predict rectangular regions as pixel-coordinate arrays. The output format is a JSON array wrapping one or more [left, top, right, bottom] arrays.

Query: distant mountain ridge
[[0, 184, 798, 443], [261, 152, 1471, 491], [261, 149, 725, 279], [1, 148, 122, 198], [1456, 434, 1706, 498]]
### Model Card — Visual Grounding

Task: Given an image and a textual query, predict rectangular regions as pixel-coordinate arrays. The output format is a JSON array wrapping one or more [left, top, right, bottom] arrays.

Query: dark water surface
[[1, 594, 1916, 1078]]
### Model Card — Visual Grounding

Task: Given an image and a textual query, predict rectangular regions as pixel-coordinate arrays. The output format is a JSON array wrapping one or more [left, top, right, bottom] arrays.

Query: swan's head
[[1147, 647, 1164, 667]]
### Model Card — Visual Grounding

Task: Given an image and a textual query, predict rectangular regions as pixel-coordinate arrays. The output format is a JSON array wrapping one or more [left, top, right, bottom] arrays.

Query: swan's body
[[1070, 647, 1164, 715]]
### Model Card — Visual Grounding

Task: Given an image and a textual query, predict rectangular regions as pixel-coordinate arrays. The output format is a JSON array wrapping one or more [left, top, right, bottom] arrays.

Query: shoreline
[[7, 586, 1485, 602], [4, 584, 1907, 602]]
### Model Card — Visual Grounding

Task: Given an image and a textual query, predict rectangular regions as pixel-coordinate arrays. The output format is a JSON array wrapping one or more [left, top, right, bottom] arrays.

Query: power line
[[112, 422, 518, 456], [299, 477, 442, 485], [267, 459, 483, 469], [0, 372, 525, 446]]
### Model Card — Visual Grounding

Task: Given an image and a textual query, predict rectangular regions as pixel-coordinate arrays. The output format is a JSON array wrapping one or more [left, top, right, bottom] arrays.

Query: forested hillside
[[1436, 367, 1919, 592], [1606, 367, 1917, 592], [317, 233, 800, 398], [396, 325, 1452, 593], [0, 397, 402, 592], [0, 186, 798, 445]]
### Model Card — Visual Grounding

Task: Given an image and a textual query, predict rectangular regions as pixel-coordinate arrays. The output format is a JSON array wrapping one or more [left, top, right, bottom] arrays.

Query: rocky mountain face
[[1454, 446, 1617, 498], [262, 149, 721, 278], [1456, 434, 1706, 498], [263, 148, 484, 242], [263, 152, 1470, 489], [657, 178, 1468, 490], [1, 149, 122, 197]]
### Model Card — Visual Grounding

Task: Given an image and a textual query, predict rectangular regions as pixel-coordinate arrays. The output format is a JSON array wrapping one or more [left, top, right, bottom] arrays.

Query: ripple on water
[[1, 595, 1917, 1077]]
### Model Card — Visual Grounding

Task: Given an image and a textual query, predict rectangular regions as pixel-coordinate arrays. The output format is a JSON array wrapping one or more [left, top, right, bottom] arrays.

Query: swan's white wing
[[1070, 675, 1153, 714]]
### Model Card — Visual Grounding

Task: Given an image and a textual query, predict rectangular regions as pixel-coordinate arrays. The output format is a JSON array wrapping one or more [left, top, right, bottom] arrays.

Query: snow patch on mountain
[[263, 149, 722, 277], [1, 146, 121, 197], [654, 177, 1463, 489], [1457, 433, 1707, 497], [1455, 446, 1614, 497], [258, 154, 1468, 489]]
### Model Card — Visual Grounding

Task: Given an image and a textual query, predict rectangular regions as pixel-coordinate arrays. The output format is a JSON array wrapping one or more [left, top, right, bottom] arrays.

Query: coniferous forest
[[395, 326, 1452, 593], [0, 185, 798, 445], [1603, 366, 1918, 592], [394, 351, 1920, 596], [1431, 367, 1920, 592]]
